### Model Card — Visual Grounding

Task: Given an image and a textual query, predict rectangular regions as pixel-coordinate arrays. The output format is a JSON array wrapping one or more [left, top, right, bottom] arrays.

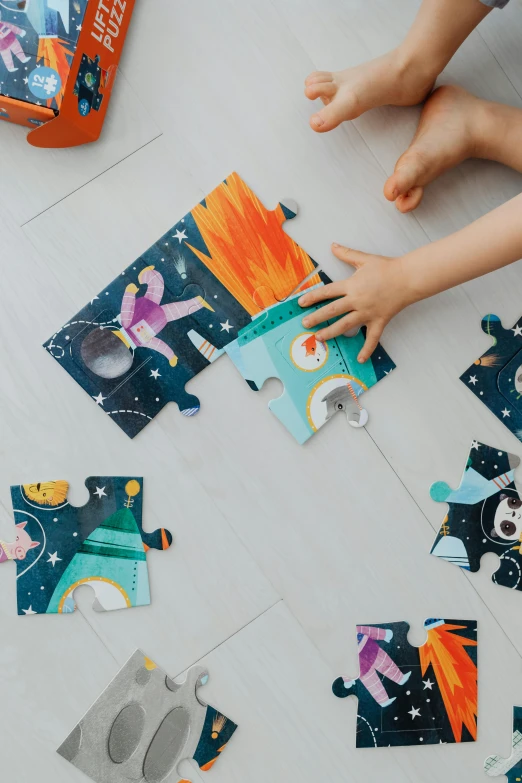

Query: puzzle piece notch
[[57, 650, 238, 783], [45, 173, 322, 438], [484, 707, 522, 780], [332, 619, 478, 748], [225, 291, 395, 444], [5, 478, 172, 616], [430, 440, 522, 589], [461, 314, 522, 443]]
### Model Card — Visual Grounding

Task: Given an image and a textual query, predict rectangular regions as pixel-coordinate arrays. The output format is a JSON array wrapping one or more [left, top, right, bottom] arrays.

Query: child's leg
[[384, 85, 522, 212], [305, 0, 494, 132]]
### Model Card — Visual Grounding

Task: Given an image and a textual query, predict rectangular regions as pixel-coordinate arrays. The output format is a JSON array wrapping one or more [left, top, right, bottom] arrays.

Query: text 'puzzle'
[[1, 477, 172, 615], [430, 440, 522, 591], [57, 650, 238, 783], [332, 619, 477, 748]]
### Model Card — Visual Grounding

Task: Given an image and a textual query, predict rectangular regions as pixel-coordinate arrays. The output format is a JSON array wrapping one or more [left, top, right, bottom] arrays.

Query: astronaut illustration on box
[[81, 267, 215, 379], [0, 11, 31, 72]]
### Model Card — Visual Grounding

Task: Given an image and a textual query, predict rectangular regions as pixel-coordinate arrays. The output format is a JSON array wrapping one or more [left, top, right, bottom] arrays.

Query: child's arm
[[299, 192, 522, 362]]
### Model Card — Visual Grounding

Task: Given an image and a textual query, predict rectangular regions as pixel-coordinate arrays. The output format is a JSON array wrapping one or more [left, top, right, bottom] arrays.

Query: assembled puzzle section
[[332, 619, 478, 748], [461, 314, 522, 443], [430, 440, 522, 591], [57, 650, 238, 783], [0, 0, 88, 121], [485, 707, 522, 780], [225, 279, 395, 444], [2, 477, 172, 615], [44, 173, 322, 437]]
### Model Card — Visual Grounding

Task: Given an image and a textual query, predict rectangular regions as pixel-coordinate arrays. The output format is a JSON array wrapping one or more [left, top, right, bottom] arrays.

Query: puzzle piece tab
[[2, 478, 172, 615], [57, 650, 238, 783], [225, 281, 395, 443], [45, 173, 321, 438], [461, 314, 522, 442], [430, 440, 522, 590], [485, 707, 522, 780], [332, 619, 478, 748]]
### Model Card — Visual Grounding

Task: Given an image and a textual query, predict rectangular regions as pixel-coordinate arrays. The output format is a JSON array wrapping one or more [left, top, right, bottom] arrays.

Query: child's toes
[[305, 70, 334, 87], [395, 186, 424, 213], [384, 153, 427, 203], [304, 81, 336, 101]]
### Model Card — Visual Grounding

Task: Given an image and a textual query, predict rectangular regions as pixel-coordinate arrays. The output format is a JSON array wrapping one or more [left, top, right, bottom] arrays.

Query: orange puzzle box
[[0, 0, 134, 147]]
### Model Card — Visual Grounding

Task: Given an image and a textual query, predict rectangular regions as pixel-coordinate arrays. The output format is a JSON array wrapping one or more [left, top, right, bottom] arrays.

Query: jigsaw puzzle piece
[[485, 707, 522, 780], [225, 289, 395, 443], [460, 314, 522, 443], [45, 173, 322, 437], [430, 441, 522, 589], [57, 650, 238, 783], [7, 477, 172, 615], [332, 619, 478, 748]]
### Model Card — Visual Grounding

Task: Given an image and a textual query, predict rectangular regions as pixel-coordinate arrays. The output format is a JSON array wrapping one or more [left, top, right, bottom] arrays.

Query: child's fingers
[[310, 100, 349, 132], [305, 71, 334, 87], [357, 322, 385, 363], [302, 296, 352, 329], [298, 281, 347, 308], [315, 312, 362, 343], [331, 243, 373, 268]]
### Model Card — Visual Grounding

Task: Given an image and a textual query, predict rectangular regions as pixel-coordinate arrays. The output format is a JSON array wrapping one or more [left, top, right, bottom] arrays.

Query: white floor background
[[1, 1, 522, 781]]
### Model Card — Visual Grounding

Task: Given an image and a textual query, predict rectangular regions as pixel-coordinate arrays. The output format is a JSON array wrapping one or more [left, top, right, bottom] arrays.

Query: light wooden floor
[[1, 1, 522, 780]]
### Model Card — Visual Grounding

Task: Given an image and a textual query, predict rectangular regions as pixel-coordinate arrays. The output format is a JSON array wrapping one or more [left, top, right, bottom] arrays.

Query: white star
[[76, 23, 82, 31], [174, 229, 187, 243], [220, 320, 233, 333], [22, 606, 37, 615], [502, 408, 511, 418], [150, 369, 161, 380], [23, 76, 28, 85], [471, 440, 480, 450], [90, 295, 99, 305], [422, 678, 434, 690], [408, 707, 421, 720], [94, 486, 107, 499], [468, 375, 478, 385], [92, 392, 106, 406], [513, 325, 522, 337], [47, 551, 62, 567]]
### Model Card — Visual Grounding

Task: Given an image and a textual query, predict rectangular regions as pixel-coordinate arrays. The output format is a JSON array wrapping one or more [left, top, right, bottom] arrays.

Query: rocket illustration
[[46, 481, 164, 614], [1, 0, 70, 37]]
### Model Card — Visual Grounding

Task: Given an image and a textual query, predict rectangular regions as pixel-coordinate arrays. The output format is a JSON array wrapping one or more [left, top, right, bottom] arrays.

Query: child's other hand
[[298, 243, 410, 363]]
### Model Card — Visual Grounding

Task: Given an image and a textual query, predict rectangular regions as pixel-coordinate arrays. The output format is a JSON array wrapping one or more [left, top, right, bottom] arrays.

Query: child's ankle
[[394, 44, 441, 94]]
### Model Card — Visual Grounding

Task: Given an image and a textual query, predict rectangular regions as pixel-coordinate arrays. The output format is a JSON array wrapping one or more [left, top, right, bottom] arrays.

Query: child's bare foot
[[384, 85, 488, 213], [305, 49, 436, 133]]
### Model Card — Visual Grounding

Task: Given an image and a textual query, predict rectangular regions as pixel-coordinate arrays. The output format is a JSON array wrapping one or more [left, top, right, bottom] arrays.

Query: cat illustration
[[0, 521, 40, 563]]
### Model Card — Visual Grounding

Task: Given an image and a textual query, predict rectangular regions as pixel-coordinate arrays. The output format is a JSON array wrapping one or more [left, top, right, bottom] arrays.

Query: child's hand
[[298, 243, 411, 363]]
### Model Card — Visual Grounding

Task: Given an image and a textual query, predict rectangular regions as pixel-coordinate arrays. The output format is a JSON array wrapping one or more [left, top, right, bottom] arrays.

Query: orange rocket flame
[[37, 37, 75, 108], [186, 173, 321, 315], [419, 623, 477, 742]]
